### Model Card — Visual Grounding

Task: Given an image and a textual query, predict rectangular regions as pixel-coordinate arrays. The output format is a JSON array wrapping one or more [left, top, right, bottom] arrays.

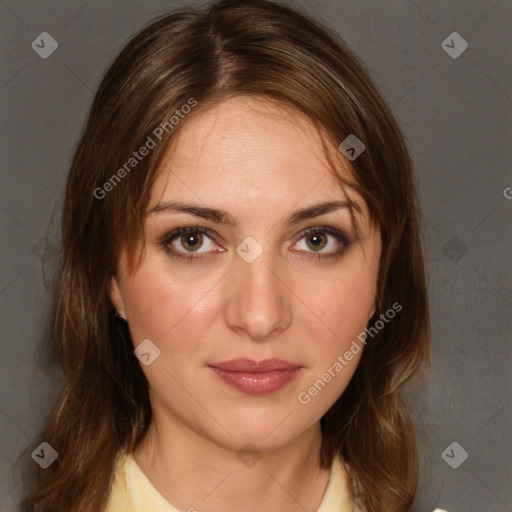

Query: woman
[[22, 0, 432, 511]]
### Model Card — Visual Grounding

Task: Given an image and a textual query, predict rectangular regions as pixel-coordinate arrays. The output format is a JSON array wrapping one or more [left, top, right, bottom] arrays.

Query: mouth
[[208, 358, 302, 395]]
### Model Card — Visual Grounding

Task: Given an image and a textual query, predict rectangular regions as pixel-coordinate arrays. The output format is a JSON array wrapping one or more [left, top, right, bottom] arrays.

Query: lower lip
[[209, 367, 301, 395]]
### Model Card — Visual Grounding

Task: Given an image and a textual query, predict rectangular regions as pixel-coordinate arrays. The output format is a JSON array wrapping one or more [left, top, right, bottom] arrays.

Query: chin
[[205, 413, 313, 453]]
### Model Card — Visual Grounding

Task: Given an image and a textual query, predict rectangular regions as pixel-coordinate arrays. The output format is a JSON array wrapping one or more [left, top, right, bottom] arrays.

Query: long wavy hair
[[21, 0, 430, 511]]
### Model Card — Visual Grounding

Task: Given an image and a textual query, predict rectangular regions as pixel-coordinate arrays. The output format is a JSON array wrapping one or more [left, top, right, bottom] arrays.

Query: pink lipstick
[[208, 358, 302, 395]]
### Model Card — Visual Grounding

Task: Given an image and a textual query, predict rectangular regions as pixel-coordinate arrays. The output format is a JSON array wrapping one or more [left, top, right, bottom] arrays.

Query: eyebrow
[[147, 199, 360, 227]]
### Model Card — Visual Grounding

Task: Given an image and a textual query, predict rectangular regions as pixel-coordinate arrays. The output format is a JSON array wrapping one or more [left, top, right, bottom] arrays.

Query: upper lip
[[209, 358, 301, 372]]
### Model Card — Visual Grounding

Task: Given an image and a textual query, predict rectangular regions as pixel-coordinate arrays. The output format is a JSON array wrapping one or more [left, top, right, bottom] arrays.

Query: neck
[[133, 410, 332, 512]]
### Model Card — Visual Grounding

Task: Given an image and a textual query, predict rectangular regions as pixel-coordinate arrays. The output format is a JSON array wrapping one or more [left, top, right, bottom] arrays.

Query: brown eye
[[305, 232, 328, 251], [161, 226, 219, 261], [180, 231, 204, 252], [291, 226, 350, 259]]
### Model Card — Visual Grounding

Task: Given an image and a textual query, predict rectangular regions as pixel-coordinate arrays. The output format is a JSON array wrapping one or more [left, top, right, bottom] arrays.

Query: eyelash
[[159, 225, 351, 262]]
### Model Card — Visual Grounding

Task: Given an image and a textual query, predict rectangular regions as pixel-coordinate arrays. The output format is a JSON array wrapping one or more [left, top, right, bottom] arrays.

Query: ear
[[109, 275, 126, 319]]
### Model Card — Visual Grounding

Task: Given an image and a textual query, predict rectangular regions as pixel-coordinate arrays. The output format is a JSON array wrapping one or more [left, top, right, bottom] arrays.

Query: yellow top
[[104, 451, 357, 512]]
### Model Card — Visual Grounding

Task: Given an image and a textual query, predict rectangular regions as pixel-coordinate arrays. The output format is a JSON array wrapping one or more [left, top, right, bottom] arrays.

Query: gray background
[[1, 0, 511, 511]]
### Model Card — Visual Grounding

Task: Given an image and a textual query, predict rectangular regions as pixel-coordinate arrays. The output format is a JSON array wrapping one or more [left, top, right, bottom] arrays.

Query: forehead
[[149, 96, 368, 224]]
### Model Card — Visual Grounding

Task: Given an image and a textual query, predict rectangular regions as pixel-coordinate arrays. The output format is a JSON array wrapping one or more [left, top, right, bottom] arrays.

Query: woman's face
[[110, 96, 381, 453]]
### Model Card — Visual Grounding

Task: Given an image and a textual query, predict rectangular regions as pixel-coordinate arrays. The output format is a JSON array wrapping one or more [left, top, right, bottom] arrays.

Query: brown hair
[[21, 0, 430, 510]]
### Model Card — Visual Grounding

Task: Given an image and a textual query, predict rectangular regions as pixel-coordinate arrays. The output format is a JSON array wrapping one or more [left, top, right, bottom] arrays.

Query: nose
[[224, 248, 292, 342]]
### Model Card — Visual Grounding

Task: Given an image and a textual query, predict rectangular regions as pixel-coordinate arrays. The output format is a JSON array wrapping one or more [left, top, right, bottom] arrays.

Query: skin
[[110, 96, 381, 512]]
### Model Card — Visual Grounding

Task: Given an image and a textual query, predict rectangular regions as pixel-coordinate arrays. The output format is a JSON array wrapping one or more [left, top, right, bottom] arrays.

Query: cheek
[[121, 261, 222, 354], [292, 252, 379, 412], [297, 279, 372, 388], [299, 254, 379, 347], [292, 268, 377, 412]]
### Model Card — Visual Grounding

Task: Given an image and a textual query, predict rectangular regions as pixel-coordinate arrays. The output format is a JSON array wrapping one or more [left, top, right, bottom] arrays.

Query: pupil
[[308, 233, 326, 250], [183, 232, 201, 251]]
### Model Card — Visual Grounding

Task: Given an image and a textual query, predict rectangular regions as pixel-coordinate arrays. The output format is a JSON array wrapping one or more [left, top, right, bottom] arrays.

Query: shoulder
[[341, 460, 366, 512], [104, 452, 132, 511], [104, 450, 179, 512], [318, 457, 364, 512]]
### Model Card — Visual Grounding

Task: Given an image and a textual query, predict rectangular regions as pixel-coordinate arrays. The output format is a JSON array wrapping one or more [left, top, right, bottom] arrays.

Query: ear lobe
[[109, 275, 126, 319]]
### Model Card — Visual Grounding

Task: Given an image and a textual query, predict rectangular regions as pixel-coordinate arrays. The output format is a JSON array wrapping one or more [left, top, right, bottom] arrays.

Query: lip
[[208, 358, 302, 395]]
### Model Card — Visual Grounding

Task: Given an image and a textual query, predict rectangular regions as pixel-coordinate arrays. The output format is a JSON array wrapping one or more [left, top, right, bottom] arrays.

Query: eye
[[291, 226, 350, 259], [160, 226, 220, 260], [159, 225, 350, 262]]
